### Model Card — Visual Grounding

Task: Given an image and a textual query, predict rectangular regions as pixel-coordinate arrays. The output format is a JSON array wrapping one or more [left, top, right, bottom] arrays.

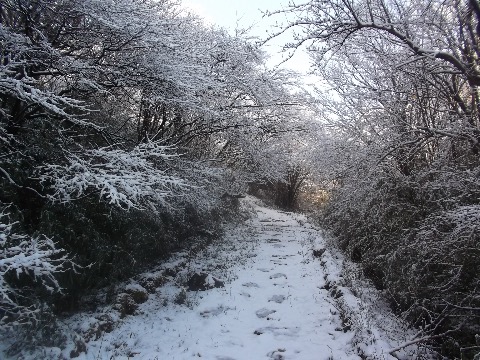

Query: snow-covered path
[[174, 205, 360, 360], [78, 201, 361, 360], [7, 198, 424, 359]]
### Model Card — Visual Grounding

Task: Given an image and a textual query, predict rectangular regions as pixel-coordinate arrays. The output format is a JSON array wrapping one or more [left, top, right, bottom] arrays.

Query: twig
[[388, 329, 457, 355]]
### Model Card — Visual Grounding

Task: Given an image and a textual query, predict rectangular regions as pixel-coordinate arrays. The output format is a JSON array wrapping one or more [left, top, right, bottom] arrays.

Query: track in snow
[[78, 202, 361, 360]]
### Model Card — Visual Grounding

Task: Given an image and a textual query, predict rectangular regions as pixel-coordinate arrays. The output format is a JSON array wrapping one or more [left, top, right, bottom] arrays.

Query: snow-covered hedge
[[324, 165, 480, 357]]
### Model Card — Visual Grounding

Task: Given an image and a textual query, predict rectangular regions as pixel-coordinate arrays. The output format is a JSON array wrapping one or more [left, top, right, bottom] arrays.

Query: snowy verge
[[309, 230, 435, 359]]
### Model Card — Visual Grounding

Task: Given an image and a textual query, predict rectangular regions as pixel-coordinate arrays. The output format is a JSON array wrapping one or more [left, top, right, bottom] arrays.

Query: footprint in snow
[[267, 349, 286, 360], [255, 308, 276, 318], [200, 305, 232, 318], [269, 295, 286, 304], [253, 326, 299, 337], [270, 273, 287, 280], [242, 282, 260, 288]]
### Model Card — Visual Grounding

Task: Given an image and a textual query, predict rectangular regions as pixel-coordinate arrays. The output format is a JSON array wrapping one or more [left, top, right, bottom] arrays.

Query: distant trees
[[269, 0, 480, 357], [273, 164, 309, 209]]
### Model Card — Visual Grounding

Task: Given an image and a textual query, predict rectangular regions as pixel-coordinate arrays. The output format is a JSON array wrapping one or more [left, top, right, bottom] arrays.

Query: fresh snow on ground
[[1, 197, 430, 359]]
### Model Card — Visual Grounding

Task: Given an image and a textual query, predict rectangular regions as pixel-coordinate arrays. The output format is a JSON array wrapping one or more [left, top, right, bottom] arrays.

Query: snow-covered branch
[[0, 205, 69, 327], [39, 142, 190, 211]]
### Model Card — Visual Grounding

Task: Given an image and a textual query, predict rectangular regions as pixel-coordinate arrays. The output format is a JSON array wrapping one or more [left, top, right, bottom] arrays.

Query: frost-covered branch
[[0, 206, 69, 327], [39, 142, 191, 210], [388, 328, 459, 356]]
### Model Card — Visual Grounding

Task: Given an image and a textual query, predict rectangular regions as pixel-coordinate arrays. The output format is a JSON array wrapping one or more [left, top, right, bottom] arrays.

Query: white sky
[[182, 0, 314, 76]]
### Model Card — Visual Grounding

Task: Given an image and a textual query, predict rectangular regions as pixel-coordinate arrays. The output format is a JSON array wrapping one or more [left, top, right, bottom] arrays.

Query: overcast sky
[[182, 0, 312, 75], [183, 0, 287, 32]]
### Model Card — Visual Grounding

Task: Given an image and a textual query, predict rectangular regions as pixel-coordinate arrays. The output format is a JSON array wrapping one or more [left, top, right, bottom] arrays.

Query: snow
[[125, 283, 147, 293], [1, 196, 429, 359]]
